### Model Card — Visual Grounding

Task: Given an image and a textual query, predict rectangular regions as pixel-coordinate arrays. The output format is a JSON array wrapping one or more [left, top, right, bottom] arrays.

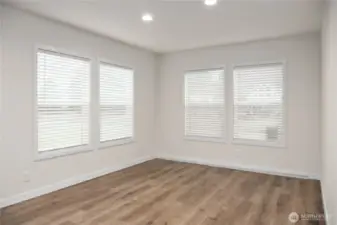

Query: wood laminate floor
[[1, 159, 324, 225]]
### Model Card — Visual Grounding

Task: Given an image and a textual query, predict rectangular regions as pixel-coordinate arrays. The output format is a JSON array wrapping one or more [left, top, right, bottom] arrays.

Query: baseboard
[[157, 154, 320, 180], [0, 156, 154, 209], [320, 181, 330, 225], [0, 155, 319, 209]]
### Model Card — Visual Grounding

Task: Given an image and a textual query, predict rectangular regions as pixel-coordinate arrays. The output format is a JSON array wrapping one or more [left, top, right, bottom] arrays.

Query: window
[[233, 62, 285, 146], [37, 49, 90, 153], [99, 63, 134, 144], [184, 69, 225, 141]]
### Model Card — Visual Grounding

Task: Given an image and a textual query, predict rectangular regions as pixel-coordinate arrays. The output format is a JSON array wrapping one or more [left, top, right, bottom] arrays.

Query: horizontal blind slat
[[37, 50, 90, 152], [233, 63, 284, 143], [100, 63, 134, 142], [185, 69, 225, 139]]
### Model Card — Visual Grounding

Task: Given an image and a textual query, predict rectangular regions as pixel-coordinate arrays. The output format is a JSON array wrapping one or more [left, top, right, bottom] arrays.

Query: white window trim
[[33, 45, 94, 161], [183, 66, 227, 143], [97, 59, 135, 150], [35, 145, 93, 161], [184, 136, 226, 143], [100, 137, 134, 149], [231, 60, 287, 148]]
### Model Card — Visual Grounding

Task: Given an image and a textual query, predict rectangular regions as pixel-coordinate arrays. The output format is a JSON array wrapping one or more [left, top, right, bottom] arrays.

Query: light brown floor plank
[[2, 159, 325, 225]]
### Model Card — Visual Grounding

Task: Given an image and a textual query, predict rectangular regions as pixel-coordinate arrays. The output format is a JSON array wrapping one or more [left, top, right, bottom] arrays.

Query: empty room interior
[[0, 0, 336, 224]]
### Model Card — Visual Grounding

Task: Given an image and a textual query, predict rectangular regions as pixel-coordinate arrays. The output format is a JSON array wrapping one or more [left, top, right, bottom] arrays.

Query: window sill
[[184, 136, 226, 144], [99, 137, 134, 149], [231, 139, 285, 148], [35, 145, 93, 161]]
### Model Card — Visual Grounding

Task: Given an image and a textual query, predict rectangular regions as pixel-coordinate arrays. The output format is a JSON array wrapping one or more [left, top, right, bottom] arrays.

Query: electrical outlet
[[23, 171, 30, 182]]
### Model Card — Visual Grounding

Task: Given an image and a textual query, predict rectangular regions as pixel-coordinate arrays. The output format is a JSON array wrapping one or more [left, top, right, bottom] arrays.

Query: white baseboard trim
[[157, 154, 320, 180], [0, 156, 154, 209], [320, 181, 330, 225]]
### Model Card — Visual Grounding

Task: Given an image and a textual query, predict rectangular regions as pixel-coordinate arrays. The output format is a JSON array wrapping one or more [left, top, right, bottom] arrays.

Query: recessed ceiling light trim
[[204, 0, 217, 6], [142, 13, 153, 22]]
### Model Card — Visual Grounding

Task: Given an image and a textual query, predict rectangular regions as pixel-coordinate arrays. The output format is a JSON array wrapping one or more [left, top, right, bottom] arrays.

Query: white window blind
[[100, 63, 133, 143], [37, 50, 90, 152], [233, 63, 284, 144], [184, 69, 225, 140]]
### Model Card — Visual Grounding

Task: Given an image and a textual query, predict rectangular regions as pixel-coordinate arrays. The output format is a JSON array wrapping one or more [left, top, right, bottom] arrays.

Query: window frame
[[231, 60, 287, 148], [98, 59, 135, 150], [33, 45, 94, 161], [183, 67, 227, 143]]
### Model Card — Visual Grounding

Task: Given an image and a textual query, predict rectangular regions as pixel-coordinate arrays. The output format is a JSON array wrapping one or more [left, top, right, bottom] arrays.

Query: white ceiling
[[3, 0, 323, 53]]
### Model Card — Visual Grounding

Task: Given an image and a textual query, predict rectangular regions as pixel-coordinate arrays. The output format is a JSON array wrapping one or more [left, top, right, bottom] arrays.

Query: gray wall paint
[[322, 1, 337, 224], [0, 6, 156, 202], [158, 33, 321, 178]]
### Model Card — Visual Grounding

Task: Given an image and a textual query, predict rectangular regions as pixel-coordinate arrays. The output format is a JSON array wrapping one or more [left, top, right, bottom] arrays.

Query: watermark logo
[[288, 212, 300, 223], [288, 212, 325, 223]]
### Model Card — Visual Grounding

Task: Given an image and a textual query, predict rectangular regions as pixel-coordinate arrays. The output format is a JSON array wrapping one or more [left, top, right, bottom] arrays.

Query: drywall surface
[[0, 4, 5, 202], [157, 33, 321, 179], [321, 1, 337, 224], [0, 6, 156, 205]]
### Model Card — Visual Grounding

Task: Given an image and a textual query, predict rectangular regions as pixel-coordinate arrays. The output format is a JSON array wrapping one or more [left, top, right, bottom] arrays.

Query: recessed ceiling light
[[142, 13, 153, 22], [204, 0, 217, 6]]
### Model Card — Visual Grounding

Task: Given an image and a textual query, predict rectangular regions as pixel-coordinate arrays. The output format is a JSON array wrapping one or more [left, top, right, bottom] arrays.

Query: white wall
[[0, 4, 323, 210], [157, 33, 321, 179], [321, 1, 337, 224], [0, 4, 5, 203], [0, 6, 156, 206]]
